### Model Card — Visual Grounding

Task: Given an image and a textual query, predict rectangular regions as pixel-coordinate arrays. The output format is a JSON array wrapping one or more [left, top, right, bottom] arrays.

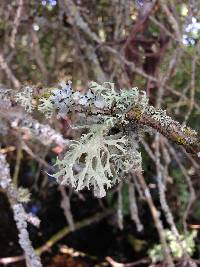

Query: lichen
[[176, 137, 186, 145], [38, 97, 55, 118], [15, 86, 34, 113], [38, 81, 148, 128], [148, 229, 197, 263], [53, 124, 141, 198], [89, 81, 148, 113], [132, 107, 143, 120], [182, 125, 197, 137], [15, 80, 198, 199], [146, 106, 173, 128]]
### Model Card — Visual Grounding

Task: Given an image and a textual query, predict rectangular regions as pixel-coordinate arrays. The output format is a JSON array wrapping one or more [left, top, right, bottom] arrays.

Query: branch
[[106, 256, 150, 267], [127, 107, 200, 156], [135, 171, 175, 267], [0, 155, 42, 267], [0, 209, 114, 265], [2, 82, 200, 158], [36, 208, 113, 255], [10, 0, 23, 48], [0, 53, 21, 89], [59, 0, 101, 43], [0, 107, 70, 148]]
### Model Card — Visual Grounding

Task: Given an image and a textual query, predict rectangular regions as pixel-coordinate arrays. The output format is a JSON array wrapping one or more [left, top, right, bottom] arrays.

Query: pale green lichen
[[38, 81, 149, 126], [89, 81, 148, 126], [148, 229, 197, 263], [89, 81, 148, 112], [145, 105, 173, 128], [181, 125, 197, 137], [18, 187, 31, 203], [52, 125, 140, 198], [38, 97, 55, 118], [15, 86, 34, 113], [38, 81, 184, 198]]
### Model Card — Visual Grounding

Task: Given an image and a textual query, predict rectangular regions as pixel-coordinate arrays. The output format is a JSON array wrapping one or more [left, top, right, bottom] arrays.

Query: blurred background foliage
[[0, 0, 200, 266]]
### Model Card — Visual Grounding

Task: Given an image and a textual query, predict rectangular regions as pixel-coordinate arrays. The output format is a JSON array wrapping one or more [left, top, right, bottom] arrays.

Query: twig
[[59, 0, 101, 43], [10, 0, 23, 48], [22, 141, 51, 170], [117, 183, 123, 230], [0, 209, 114, 265], [36, 208, 114, 255], [0, 155, 42, 267], [0, 53, 21, 89], [13, 140, 23, 186], [0, 108, 71, 147], [159, 0, 182, 42], [128, 179, 143, 232], [135, 171, 175, 267], [30, 28, 48, 83], [58, 185, 75, 231], [106, 256, 150, 267], [166, 142, 196, 232]]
